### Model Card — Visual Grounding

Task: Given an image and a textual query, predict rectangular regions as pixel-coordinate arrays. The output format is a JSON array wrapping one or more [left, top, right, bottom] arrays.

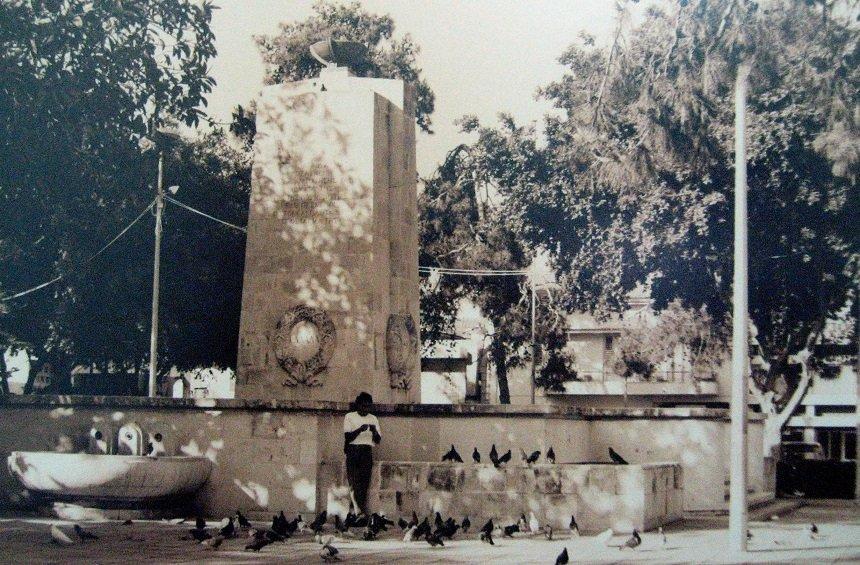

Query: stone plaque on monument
[[236, 59, 420, 404]]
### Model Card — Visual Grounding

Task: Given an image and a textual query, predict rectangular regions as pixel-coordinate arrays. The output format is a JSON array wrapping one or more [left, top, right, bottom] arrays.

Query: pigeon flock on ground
[[42, 444, 825, 562], [46, 511, 828, 562]]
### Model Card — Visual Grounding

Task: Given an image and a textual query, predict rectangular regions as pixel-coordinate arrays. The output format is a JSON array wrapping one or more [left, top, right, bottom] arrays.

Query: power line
[[1, 200, 156, 302], [165, 195, 247, 233]]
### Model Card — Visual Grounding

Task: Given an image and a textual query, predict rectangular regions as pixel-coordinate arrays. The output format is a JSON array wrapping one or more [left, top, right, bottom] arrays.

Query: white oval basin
[[7, 451, 212, 503]]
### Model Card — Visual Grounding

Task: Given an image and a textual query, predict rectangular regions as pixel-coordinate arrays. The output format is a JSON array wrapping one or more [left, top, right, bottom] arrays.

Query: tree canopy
[[254, 0, 435, 133], [0, 0, 225, 391]]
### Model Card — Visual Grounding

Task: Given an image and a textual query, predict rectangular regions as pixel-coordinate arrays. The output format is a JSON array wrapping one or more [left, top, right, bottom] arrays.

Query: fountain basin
[[7, 451, 212, 505]]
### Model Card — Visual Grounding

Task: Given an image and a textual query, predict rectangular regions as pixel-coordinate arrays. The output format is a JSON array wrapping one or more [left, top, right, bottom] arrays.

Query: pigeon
[[189, 528, 212, 542], [196, 516, 207, 530], [50, 525, 75, 546], [489, 444, 499, 466], [480, 530, 495, 545], [436, 517, 460, 539], [520, 447, 529, 463], [472, 448, 481, 463], [659, 526, 667, 546], [810, 523, 819, 535], [442, 445, 463, 463], [497, 450, 512, 467], [245, 537, 271, 551], [310, 511, 328, 534], [569, 514, 579, 535], [409, 511, 419, 528], [518, 513, 528, 532], [219, 517, 235, 538], [73, 524, 99, 541], [620, 529, 641, 550], [435, 512, 444, 530], [608, 447, 628, 465], [480, 518, 494, 536], [321, 540, 340, 561], [526, 450, 541, 464], [425, 531, 445, 547], [403, 525, 418, 542], [747, 529, 753, 540], [546, 446, 556, 464], [236, 510, 252, 529], [397, 517, 409, 531], [503, 523, 519, 537], [528, 512, 540, 533], [462, 516, 471, 533], [203, 535, 225, 549], [545, 525, 554, 540], [122, 519, 133, 526], [555, 547, 569, 565]]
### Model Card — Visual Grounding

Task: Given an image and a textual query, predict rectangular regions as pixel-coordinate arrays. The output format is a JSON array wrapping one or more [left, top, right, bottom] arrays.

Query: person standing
[[343, 392, 381, 516]]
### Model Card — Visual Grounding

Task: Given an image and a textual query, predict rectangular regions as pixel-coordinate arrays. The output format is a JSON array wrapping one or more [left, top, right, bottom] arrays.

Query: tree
[[0, 0, 217, 391], [463, 0, 858, 446], [246, 0, 435, 139], [420, 143, 536, 403]]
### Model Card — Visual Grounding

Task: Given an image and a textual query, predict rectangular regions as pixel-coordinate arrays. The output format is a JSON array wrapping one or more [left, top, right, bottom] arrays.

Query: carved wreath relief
[[386, 313, 418, 390], [274, 305, 336, 387]]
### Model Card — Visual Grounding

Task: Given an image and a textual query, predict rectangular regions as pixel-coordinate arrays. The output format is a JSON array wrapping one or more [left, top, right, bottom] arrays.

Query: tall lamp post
[[148, 150, 165, 398], [728, 63, 751, 552]]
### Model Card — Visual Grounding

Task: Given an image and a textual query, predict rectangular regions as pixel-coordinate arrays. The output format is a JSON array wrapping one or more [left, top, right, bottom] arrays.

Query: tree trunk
[[492, 342, 511, 404], [0, 352, 9, 395]]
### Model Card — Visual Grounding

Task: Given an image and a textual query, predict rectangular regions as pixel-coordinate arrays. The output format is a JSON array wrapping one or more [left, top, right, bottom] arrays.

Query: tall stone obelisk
[[235, 60, 420, 404]]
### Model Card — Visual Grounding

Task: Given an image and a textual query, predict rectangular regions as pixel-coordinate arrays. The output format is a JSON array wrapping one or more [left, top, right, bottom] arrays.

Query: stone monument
[[236, 42, 420, 403]]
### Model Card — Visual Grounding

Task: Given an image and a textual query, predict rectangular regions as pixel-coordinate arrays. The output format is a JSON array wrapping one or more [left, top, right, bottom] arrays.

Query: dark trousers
[[345, 444, 373, 514]]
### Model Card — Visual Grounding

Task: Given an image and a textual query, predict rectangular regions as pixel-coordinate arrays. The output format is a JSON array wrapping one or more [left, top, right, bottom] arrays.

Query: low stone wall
[[356, 461, 682, 533], [0, 396, 767, 520]]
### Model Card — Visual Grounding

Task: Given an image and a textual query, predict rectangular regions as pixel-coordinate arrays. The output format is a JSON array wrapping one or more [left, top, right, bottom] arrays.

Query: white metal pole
[[729, 63, 751, 552], [530, 278, 537, 404], [148, 151, 164, 398]]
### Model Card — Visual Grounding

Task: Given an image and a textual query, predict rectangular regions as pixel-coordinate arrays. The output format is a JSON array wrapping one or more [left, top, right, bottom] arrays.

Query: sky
[[203, 0, 644, 176]]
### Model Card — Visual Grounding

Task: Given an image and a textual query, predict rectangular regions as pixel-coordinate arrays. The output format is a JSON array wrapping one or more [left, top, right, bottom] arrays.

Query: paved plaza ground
[[0, 500, 856, 564]]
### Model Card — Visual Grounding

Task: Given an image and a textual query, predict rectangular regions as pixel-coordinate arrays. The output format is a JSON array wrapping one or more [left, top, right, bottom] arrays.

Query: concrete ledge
[[0, 395, 762, 421], [346, 461, 684, 533]]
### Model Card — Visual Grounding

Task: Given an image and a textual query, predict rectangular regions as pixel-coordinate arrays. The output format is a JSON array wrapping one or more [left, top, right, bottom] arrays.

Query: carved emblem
[[274, 306, 336, 387], [386, 313, 418, 390]]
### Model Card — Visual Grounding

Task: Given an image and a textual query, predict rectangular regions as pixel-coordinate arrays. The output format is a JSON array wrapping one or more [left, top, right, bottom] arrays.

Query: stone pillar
[[236, 67, 420, 404]]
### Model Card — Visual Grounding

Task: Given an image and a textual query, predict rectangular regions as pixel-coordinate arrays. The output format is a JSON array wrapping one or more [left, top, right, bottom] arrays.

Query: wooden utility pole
[[530, 278, 537, 404], [729, 63, 751, 552], [148, 151, 165, 398]]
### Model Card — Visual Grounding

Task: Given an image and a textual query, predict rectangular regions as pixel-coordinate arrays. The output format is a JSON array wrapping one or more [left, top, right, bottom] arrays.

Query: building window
[[604, 335, 614, 351]]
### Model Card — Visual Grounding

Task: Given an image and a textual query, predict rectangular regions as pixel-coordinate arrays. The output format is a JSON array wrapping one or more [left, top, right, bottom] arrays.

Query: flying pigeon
[[461, 516, 471, 533], [546, 446, 556, 464], [442, 445, 464, 463], [555, 547, 569, 565], [620, 529, 641, 550], [50, 525, 75, 546], [73, 524, 98, 541], [472, 448, 481, 463], [608, 447, 628, 465], [526, 450, 541, 464]]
